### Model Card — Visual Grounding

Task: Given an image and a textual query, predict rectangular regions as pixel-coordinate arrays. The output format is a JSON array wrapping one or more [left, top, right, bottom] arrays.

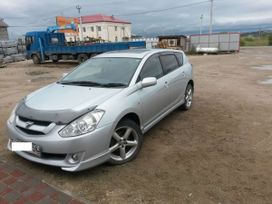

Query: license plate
[[10, 139, 42, 157], [30, 143, 42, 157]]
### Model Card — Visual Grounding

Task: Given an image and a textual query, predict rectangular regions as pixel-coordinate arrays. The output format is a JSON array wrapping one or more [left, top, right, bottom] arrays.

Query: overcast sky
[[1, 0, 272, 38]]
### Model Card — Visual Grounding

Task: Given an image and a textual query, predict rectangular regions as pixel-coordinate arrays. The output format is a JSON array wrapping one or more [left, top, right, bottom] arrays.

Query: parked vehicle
[[7, 49, 194, 172], [25, 31, 146, 64]]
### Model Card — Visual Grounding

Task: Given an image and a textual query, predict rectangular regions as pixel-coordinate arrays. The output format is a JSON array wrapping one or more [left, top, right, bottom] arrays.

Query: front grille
[[18, 116, 51, 126], [16, 126, 45, 135], [25, 152, 66, 160], [42, 152, 66, 160]]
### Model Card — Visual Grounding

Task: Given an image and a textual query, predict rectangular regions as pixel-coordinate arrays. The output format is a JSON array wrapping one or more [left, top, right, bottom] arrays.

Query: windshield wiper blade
[[101, 83, 127, 87], [59, 81, 103, 87]]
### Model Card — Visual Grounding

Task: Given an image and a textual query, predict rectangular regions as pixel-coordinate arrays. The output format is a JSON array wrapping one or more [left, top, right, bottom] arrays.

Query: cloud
[[1, 0, 272, 38]]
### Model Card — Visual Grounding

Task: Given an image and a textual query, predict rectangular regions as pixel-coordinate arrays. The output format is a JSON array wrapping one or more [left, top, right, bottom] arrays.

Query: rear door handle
[[164, 81, 169, 87]]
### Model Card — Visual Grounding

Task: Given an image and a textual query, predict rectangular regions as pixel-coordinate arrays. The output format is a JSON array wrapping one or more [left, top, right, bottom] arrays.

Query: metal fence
[[190, 33, 240, 52]]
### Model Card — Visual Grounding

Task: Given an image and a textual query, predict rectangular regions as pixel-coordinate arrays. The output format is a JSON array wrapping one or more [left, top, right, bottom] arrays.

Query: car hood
[[16, 83, 122, 124], [25, 83, 122, 111]]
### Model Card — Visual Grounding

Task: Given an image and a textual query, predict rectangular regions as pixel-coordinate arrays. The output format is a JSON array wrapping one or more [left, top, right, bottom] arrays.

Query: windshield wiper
[[100, 83, 127, 87], [59, 81, 103, 87]]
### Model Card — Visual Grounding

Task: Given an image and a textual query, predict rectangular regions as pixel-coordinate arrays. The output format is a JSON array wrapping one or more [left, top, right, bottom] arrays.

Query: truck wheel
[[77, 54, 88, 64], [52, 59, 58, 63], [32, 54, 41, 64]]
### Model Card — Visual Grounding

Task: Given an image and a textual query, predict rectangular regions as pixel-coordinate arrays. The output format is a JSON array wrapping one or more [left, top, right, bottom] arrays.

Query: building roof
[[81, 14, 131, 24], [0, 19, 8, 27]]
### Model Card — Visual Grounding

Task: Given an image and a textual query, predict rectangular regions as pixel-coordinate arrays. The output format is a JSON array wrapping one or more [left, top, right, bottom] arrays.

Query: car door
[[137, 54, 171, 127], [159, 53, 187, 107]]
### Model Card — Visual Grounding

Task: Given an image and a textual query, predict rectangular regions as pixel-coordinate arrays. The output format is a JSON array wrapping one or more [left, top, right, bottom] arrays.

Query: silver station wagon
[[7, 49, 194, 172]]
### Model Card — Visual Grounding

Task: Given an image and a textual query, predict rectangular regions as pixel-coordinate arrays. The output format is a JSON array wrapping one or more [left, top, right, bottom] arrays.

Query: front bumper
[[6, 121, 114, 172]]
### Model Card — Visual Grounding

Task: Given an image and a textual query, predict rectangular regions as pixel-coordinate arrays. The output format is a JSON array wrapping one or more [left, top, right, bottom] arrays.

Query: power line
[[5, 0, 219, 30], [116, 0, 211, 16]]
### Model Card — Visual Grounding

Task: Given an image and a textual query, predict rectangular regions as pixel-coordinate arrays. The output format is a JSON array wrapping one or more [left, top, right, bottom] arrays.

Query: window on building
[[115, 26, 117, 31], [83, 27, 86, 32], [97, 26, 101, 31], [115, 36, 118, 42], [91, 26, 94, 32]]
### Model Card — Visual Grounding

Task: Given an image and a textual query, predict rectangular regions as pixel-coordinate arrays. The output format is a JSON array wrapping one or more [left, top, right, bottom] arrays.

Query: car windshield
[[59, 57, 141, 87]]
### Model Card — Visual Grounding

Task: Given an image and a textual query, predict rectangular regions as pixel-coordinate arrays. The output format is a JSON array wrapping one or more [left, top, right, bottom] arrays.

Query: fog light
[[68, 153, 81, 164], [72, 154, 78, 161]]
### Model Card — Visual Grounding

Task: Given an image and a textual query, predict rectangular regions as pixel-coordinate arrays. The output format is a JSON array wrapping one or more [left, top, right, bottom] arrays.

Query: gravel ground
[[0, 47, 271, 204]]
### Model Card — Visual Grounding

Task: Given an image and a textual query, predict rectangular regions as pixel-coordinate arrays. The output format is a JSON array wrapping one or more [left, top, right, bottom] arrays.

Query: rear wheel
[[108, 119, 143, 165], [77, 54, 88, 64], [32, 54, 41, 64], [52, 55, 59, 63], [180, 83, 193, 110]]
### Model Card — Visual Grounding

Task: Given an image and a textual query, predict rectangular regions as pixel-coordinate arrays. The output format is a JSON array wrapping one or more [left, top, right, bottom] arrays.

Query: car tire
[[180, 83, 193, 111], [108, 119, 143, 165], [32, 54, 41, 64], [77, 54, 88, 64]]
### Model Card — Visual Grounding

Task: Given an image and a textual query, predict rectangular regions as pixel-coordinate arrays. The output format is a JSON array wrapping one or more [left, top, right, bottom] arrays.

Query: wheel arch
[[188, 79, 194, 91], [118, 112, 141, 128]]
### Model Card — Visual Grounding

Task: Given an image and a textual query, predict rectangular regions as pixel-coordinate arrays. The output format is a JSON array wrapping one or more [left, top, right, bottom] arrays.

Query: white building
[[78, 14, 131, 42]]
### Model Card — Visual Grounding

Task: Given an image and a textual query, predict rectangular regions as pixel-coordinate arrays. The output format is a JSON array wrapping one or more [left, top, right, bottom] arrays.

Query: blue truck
[[25, 28, 146, 64]]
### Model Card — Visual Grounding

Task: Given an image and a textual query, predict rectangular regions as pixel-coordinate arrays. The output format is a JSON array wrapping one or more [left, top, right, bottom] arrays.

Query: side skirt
[[142, 99, 184, 134]]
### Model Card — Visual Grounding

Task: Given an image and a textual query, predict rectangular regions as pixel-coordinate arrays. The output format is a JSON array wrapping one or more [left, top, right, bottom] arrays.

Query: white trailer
[[190, 32, 240, 53]]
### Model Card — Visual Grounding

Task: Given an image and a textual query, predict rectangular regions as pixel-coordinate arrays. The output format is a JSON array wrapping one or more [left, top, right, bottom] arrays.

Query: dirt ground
[[0, 47, 272, 204]]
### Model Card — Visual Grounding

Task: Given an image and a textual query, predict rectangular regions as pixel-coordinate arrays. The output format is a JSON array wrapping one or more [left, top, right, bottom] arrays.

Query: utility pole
[[76, 5, 84, 41], [209, 0, 214, 34], [200, 14, 203, 35]]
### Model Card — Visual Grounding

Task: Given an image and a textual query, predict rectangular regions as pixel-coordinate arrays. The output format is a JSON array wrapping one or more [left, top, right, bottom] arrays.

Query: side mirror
[[62, 73, 68, 78], [141, 77, 157, 88]]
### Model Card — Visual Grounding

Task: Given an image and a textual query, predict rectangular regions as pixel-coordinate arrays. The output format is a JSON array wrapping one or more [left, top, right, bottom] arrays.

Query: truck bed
[[44, 41, 146, 55]]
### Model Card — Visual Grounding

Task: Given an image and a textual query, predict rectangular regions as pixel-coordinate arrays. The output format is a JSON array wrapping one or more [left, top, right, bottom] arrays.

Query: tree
[[240, 39, 245, 46]]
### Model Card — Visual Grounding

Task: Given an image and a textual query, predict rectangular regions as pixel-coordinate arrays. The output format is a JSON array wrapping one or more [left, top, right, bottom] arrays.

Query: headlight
[[59, 110, 105, 137], [8, 104, 18, 124]]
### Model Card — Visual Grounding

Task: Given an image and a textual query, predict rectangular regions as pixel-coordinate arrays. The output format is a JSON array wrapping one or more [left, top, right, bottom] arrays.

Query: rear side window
[[159, 54, 179, 74], [175, 53, 183, 66], [139, 55, 164, 80]]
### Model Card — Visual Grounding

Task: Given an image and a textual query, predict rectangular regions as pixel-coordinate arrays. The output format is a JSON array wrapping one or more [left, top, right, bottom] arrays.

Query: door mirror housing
[[141, 77, 157, 88]]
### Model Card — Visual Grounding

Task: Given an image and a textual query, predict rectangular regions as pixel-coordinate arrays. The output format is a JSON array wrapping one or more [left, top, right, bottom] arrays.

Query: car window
[[62, 57, 141, 85], [139, 55, 164, 80], [175, 53, 183, 66], [159, 54, 179, 74]]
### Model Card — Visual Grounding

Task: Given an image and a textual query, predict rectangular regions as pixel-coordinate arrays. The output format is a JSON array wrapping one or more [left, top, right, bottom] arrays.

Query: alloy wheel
[[185, 86, 193, 108], [109, 126, 139, 161]]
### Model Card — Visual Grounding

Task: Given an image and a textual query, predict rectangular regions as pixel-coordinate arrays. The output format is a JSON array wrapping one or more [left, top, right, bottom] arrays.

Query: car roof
[[95, 49, 183, 59]]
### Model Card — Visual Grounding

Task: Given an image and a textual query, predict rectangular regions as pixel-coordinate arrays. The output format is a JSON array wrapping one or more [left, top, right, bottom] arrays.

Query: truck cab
[[25, 31, 66, 64]]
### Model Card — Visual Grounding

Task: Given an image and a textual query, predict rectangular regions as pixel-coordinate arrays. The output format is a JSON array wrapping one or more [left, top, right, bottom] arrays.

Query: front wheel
[[108, 119, 143, 165], [32, 54, 41, 64], [180, 83, 193, 110]]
